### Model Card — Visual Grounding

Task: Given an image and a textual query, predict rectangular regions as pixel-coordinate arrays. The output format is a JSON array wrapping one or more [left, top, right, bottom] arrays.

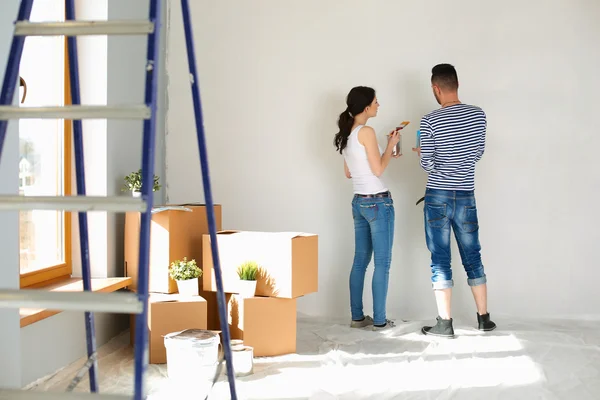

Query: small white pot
[[232, 345, 254, 377], [132, 191, 141, 198], [176, 278, 199, 296], [237, 280, 257, 298]]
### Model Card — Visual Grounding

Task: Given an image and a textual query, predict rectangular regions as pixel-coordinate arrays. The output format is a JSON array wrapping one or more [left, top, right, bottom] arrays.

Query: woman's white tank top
[[343, 125, 388, 195]]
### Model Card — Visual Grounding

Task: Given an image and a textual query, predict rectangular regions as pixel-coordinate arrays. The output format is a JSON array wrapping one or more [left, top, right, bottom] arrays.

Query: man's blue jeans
[[350, 194, 394, 326], [424, 188, 487, 290]]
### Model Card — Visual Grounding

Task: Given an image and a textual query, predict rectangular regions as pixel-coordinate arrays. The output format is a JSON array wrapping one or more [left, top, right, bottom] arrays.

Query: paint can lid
[[164, 329, 220, 346]]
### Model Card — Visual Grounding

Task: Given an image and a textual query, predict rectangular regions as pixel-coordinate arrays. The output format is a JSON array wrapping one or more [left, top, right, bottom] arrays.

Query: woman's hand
[[386, 130, 401, 151]]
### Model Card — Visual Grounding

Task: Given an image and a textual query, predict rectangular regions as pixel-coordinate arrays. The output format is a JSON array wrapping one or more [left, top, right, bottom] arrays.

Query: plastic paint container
[[232, 345, 254, 377], [164, 329, 220, 391]]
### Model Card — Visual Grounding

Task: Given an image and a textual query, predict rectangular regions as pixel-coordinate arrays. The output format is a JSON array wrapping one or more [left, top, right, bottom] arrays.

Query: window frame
[[20, 36, 72, 289]]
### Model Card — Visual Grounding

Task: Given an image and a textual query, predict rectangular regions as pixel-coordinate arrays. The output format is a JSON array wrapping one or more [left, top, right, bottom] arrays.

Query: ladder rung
[[0, 196, 147, 212], [0, 105, 151, 120], [0, 390, 131, 399], [0, 289, 142, 314], [14, 20, 154, 36]]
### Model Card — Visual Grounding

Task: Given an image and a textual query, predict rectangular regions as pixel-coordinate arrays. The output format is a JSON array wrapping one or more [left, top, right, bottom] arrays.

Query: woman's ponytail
[[334, 108, 354, 154]]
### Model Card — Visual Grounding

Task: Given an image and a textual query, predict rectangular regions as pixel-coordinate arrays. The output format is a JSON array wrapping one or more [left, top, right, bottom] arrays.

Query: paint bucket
[[164, 329, 220, 393], [232, 345, 254, 377], [230, 339, 244, 350]]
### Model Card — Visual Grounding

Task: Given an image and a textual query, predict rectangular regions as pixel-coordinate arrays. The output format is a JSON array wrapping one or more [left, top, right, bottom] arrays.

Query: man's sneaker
[[477, 312, 497, 331], [421, 316, 455, 338], [372, 319, 396, 331], [350, 315, 374, 328]]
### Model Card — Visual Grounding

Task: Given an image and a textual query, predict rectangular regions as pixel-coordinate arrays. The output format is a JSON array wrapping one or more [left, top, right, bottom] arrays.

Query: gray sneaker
[[372, 319, 396, 331], [350, 315, 374, 328]]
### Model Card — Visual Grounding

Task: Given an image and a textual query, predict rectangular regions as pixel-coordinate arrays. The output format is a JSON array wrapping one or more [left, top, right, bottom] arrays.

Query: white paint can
[[232, 345, 254, 377], [164, 329, 220, 394]]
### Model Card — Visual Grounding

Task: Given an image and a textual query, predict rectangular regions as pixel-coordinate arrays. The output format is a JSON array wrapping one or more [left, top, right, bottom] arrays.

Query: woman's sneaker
[[372, 319, 396, 331], [350, 315, 374, 328]]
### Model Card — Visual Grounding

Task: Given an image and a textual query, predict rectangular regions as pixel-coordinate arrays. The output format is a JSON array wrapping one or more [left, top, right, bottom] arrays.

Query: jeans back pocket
[[359, 203, 378, 222], [463, 206, 479, 233], [425, 203, 448, 229]]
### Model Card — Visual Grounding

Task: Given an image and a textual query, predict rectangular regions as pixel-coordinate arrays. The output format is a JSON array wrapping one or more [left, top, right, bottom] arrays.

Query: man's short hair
[[431, 64, 458, 91]]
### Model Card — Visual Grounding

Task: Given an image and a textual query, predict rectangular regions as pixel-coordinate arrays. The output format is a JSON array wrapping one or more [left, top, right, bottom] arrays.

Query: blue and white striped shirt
[[419, 104, 486, 191]]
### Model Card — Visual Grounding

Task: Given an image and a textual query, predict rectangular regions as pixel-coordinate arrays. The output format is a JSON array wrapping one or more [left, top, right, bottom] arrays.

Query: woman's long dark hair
[[334, 86, 376, 154]]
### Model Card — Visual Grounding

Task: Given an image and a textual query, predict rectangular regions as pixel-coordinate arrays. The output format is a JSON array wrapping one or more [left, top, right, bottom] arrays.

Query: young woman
[[334, 86, 400, 331]]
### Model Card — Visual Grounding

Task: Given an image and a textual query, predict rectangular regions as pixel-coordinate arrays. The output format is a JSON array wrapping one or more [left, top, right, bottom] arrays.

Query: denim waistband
[[425, 188, 475, 198]]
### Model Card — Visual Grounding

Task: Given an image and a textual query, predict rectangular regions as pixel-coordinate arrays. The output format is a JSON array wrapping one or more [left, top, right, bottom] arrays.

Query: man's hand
[[412, 147, 421, 156]]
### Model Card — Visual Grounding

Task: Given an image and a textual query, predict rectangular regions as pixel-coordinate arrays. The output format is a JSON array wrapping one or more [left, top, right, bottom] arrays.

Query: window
[[19, 1, 71, 288]]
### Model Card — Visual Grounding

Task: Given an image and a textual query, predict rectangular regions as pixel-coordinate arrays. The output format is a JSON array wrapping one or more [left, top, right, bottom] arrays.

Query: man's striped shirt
[[419, 104, 486, 191]]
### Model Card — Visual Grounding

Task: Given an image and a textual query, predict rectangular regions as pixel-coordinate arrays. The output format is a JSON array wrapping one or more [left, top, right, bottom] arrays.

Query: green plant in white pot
[[169, 257, 201, 296], [122, 169, 161, 197], [236, 261, 259, 298]]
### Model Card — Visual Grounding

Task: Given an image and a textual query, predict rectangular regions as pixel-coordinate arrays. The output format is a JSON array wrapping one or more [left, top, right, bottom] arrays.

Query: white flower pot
[[176, 278, 199, 296], [237, 280, 257, 298], [132, 191, 141, 198]]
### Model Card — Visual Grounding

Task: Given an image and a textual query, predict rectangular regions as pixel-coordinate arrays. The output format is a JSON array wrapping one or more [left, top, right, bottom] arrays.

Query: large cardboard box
[[130, 294, 208, 364], [198, 290, 233, 331], [125, 204, 222, 294], [203, 231, 318, 298], [228, 295, 296, 357]]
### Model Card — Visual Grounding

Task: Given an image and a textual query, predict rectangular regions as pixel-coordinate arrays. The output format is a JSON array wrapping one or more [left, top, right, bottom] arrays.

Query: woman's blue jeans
[[349, 193, 395, 326]]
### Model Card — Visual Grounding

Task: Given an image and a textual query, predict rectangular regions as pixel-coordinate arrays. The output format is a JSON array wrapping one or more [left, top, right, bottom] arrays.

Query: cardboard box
[[228, 295, 296, 357], [200, 290, 233, 331], [130, 293, 208, 364], [203, 231, 318, 298], [125, 204, 222, 294]]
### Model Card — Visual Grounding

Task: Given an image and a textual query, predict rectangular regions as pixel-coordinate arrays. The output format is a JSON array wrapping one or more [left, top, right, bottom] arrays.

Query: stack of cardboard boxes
[[202, 231, 318, 356], [126, 204, 219, 363], [124, 205, 318, 363]]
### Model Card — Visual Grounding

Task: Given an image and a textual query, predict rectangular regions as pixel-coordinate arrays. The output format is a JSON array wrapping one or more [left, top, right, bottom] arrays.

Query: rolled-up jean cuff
[[432, 279, 454, 290], [468, 276, 487, 287]]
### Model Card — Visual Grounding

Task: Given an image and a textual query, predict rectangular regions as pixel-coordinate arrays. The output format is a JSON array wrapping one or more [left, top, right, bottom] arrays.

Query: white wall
[[0, 0, 23, 389], [166, 0, 600, 321], [71, 0, 167, 280], [106, 0, 167, 280]]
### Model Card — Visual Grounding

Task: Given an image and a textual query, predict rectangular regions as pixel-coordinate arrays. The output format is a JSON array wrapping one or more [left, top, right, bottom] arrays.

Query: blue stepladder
[[0, 0, 238, 399]]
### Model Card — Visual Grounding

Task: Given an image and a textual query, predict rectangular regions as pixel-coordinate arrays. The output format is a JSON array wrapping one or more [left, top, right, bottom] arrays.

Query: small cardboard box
[[125, 204, 222, 294], [203, 231, 318, 298], [228, 295, 296, 357], [130, 294, 207, 364]]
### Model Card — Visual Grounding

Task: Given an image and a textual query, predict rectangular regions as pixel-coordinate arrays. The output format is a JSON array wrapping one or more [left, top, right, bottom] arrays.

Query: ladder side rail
[[65, 0, 99, 392], [180, 1, 238, 399], [132, 1, 163, 399]]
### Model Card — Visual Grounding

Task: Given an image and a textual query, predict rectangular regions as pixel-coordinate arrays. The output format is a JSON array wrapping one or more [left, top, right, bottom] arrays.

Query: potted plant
[[122, 169, 161, 197], [168, 257, 201, 296], [236, 261, 259, 298]]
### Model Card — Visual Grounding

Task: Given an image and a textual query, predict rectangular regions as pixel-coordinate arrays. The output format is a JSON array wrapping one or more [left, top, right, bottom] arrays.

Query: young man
[[413, 64, 496, 338]]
